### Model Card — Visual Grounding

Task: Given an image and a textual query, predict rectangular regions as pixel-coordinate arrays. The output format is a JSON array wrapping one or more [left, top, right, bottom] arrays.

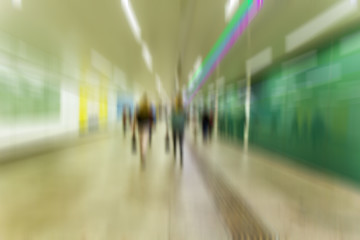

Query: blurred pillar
[[79, 57, 89, 134], [99, 74, 108, 129], [214, 68, 220, 140], [244, 28, 252, 153]]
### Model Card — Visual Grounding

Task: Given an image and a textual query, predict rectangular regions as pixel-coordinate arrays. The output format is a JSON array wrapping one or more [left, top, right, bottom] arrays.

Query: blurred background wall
[[217, 26, 360, 183]]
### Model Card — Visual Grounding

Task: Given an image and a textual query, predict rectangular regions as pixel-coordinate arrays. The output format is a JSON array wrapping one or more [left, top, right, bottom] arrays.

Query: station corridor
[[1, 0, 360, 239]]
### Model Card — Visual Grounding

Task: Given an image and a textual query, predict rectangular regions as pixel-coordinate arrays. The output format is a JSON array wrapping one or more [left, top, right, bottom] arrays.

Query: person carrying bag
[[132, 94, 152, 162], [170, 94, 186, 166]]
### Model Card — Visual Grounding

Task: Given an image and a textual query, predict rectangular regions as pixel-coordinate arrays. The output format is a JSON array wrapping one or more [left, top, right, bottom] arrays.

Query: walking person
[[128, 106, 133, 125], [122, 106, 127, 136], [132, 94, 152, 162], [149, 103, 156, 147], [201, 108, 210, 143], [209, 109, 214, 141], [171, 94, 186, 166]]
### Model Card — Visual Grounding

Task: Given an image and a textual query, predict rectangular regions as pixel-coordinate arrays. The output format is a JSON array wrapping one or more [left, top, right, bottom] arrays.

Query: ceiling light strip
[[190, 1, 254, 88], [187, 0, 263, 104], [121, 0, 142, 42], [188, 3, 260, 102], [188, 0, 253, 88]]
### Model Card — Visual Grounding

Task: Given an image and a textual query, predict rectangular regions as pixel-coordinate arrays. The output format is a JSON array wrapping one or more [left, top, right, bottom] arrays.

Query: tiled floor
[[0, 124, 230, 240], [1, 123, 360, 240], [188, 131, 360, 240], [187, 141, 273, 240]]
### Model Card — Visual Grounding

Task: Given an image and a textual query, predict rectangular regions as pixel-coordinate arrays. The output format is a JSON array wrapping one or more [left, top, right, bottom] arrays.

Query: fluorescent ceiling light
[[194, 56, 202, 70], [12, 0, 22, 9], [350, 0, 358, 6], [246, 47, 272, 76], [188, 56, 202, 88], [286, 0, 358, 52], [142, 43, 152, 72], [156, 74, 162, 94], [121, 0, 141, 42], [193, 56, 202, 79], [225, 0, 239, 22]]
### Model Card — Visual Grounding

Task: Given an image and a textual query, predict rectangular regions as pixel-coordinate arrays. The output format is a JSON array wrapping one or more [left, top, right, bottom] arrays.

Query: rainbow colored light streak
[[187, 0, 264, 104]]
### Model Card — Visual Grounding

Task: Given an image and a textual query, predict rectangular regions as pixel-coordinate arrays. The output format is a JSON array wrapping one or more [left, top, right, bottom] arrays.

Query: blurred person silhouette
[[209, 108, 214, 141], [122, 105, 127, 136], [201, 108, 210, 142], [171, 93, 186, 165], [158, 103, 163, 121], [128, 106, 133, 125], [149, 103, 156, 147], [132, 93, 153, 162], [165, 104, 170, 152]]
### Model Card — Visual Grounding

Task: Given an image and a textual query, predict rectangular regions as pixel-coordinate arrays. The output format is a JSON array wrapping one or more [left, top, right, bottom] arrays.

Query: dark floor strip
[[186, 141, 274, 240]]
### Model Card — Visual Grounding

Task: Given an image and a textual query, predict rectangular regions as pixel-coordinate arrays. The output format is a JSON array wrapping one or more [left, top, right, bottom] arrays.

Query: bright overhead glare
[[156, 75, 163, 94], [121, 0, 141, 42], [12, 0, 22, 9], [142, 43, 152, 72], [194, 56, 202, 71], [225, 0, 239, 22], [350, 0, 358, 6], [246, 47, 273, 76], [188, 56, 202, 87], [286, 0, 358, 52], [187, 0, 263, 105]]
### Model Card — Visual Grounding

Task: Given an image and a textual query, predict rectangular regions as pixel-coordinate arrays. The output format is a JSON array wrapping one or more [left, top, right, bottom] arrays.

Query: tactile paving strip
[[187, 142, 275, 240]]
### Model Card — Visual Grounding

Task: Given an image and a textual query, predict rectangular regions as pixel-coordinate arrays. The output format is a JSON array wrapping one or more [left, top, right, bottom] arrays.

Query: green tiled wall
[[218, 29, 360, 184]]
